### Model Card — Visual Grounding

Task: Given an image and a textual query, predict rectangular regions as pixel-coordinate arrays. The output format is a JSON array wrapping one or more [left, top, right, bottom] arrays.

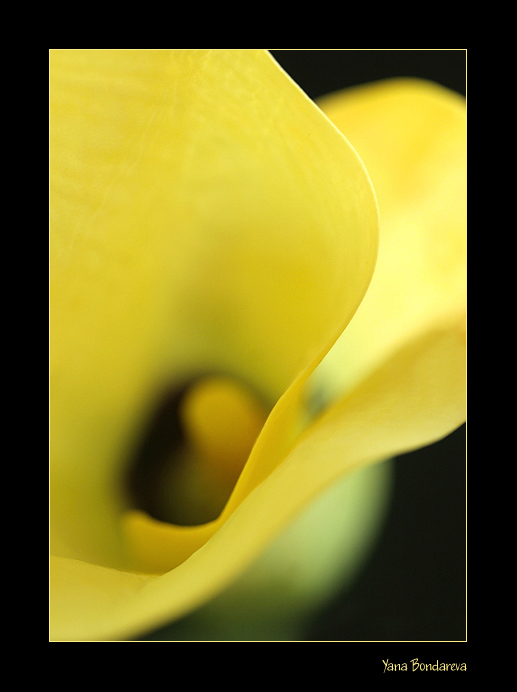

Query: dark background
[[270, 50, 467, 646], [270, 49, 466, 101]]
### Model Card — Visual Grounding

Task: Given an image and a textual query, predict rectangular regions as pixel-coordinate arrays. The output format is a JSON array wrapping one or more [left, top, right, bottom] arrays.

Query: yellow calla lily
[[49, 49, 466, 641]]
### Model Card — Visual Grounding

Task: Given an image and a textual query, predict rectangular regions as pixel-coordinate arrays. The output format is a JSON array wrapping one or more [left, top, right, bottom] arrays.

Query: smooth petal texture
[[52, 461, 393, 641], [49, 556, 151, 638], [313, 78, 466, 398], [49, 59, 466, 642], [49, 51, 377, 593], [141, 461, 393, 641], [51, 320, 462, 641]]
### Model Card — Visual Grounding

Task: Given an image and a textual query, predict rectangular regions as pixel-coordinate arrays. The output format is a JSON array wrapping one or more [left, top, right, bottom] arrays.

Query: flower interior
[[126, 375, 269, 526]]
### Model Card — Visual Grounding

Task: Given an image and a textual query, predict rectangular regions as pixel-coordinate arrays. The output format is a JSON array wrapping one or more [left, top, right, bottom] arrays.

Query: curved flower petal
[[312, 78, 466, 398], [50, 320, 462, 641], [49, 48, 378, 619], [50, 59, 466, 643], [51, 461, 393, 641]]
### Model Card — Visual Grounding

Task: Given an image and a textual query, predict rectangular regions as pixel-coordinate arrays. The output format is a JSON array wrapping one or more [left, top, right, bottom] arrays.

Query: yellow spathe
[[49, 50, 466, 641], [49, 49, 377, 570]]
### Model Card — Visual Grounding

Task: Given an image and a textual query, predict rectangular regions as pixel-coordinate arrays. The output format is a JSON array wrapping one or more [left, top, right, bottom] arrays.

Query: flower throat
[[126, 375, 268, 526]]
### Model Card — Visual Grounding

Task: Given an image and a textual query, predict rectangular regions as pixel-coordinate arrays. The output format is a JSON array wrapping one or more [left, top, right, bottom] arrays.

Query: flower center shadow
[[125, 375, 268, 526]]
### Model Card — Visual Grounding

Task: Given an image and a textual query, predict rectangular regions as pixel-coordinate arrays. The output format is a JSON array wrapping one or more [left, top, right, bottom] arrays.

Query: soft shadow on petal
[[50, 60, 466, 643], [49, 556, 152, 640], [140, 461, 393, 641], [49, 49, 378, 617], [50, 318, 463, 641]]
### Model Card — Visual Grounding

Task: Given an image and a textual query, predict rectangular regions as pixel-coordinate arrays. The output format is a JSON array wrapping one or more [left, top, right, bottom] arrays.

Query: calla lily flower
[[49, 49, 466, 641]]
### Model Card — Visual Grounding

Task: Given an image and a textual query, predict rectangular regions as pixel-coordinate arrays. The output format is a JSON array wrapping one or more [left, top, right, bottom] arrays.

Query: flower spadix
[[126, 376, 269, 527], [180, 377, 268, 488]]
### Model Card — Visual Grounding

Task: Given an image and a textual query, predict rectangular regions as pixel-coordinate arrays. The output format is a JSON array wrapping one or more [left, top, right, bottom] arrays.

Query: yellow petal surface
[[313, 78, 466, 398], [50, 51, 377, 589], [115, 78, 467, 635], [50, 58, 466, 642], [50, 318, 463, 641]]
